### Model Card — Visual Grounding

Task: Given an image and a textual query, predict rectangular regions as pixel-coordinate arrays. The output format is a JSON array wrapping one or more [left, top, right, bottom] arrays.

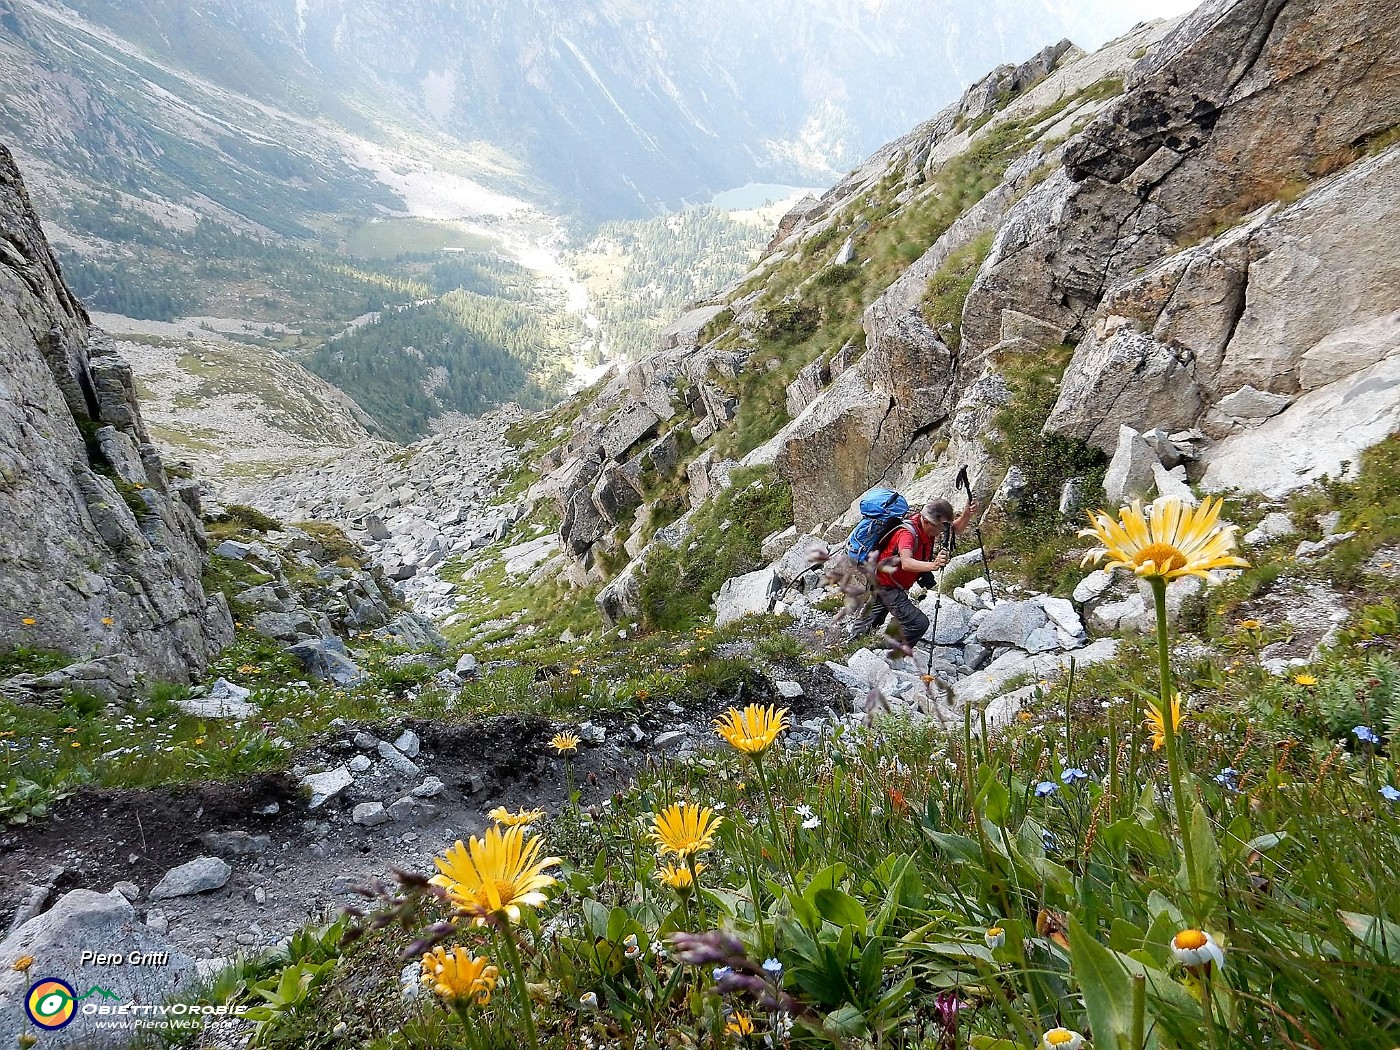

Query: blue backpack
[[845, 488, 915, 564]]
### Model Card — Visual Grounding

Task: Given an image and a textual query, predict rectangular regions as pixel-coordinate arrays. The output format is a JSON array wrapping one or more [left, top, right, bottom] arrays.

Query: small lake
[[710, 183, 818, 210]]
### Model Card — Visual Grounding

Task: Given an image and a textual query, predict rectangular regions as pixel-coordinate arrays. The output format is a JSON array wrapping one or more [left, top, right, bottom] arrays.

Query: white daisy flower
[[1171, 929, 1225, 969], [1041, 1028, 1084, 1050]]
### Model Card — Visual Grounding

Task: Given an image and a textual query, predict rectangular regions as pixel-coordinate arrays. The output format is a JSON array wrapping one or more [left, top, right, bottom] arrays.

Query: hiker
[[850, 497, 978, 645]]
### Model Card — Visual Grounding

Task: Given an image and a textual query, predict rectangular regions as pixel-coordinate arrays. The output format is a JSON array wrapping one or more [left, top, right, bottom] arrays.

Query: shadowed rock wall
[[0, 144, 232, 683]]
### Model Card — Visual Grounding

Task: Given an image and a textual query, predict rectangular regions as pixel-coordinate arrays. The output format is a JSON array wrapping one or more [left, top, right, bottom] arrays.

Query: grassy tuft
[[636, 467, 793, 631], [982, 344, 1107, 591]]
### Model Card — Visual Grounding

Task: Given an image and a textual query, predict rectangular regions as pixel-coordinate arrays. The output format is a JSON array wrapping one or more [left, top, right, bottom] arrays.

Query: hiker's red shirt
[[875, 513, 936, 589]]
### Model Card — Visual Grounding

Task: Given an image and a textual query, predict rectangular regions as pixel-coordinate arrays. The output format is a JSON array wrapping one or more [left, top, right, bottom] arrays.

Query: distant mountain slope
[[4, 0, 1191, 220], [95, 313, 378, 482]]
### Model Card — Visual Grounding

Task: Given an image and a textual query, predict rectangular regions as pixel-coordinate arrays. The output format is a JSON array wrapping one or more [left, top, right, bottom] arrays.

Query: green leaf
[[1245, 831, 1287, 854], [1147, 891, 1183, 927], [582, 897, 611, 939], [978, 762, 1012, 824], [911, 940, 995, 963], [1340, 911, 1400, 961], [782, 887, 822, 933], [1109, 917, 1146, 954], [924, 830, 983, 865], [822, 1005, 870, 1039], [814, 887, 867, 935], [792, 957, 848, 1005], [872, 854, 923, 936], [1069, 915, 1136, 1050], [1139, 910, 1176, 969], [605, 905, 632, 943], [871, 974, 917, 1025], [1189, 802, 1221, 887], [857, 937, 884, 1000], [802, 862, 848, 904]]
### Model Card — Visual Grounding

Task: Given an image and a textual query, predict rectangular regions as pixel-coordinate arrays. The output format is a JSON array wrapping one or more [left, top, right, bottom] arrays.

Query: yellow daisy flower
[[1145, 693, 1185, 751], [1081, 497, 1249, 581], [724, 1011, 755, 1035], [488, 806, 546, 827], [1293, 672, 1318, 687], [430, 825, 560, 924], [649, 802, 722, 857], [550, 732, 580, 754], [714, 703, 790, 756], [13, 955, 34, 972], [653, 860, 704, 891], [419, 946, 498, 1004]]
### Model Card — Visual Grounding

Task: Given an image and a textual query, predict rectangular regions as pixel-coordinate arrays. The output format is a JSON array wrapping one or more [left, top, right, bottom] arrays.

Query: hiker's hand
[[967, 499, 980, 516], [931, 551, 949, 570]]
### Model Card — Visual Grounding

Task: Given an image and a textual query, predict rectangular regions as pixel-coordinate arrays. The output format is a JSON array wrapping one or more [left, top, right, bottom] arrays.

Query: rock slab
[[0, 889, 198, 1048], [149, 856, 232, 900]]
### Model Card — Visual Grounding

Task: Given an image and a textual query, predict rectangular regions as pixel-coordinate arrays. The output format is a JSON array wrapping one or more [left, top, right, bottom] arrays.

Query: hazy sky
[[1066, 0, 1204, 48], [1135, 0, 1204, 12]]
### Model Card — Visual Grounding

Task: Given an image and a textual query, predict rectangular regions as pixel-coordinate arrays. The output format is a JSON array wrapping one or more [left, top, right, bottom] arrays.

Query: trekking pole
[[955, 465, 995, 603], [769, 562, 824, 613], [925, 522, 953, 679], [926, 590, 941, 678]]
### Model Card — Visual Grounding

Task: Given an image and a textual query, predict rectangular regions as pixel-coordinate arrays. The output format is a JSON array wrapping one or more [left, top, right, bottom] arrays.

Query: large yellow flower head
[[488, 806, 546, 827], [649, 802, 722, 857], [430, 824, 561, 924], [420, 946, 499, 1004], [1146, 692, 1185, 751], [725, 1011, 755, 1036], [550, 731, 580, 754], [1080, 497, 1249, 582], [654, 860, 705, 891], [714, 703, 790, 756]]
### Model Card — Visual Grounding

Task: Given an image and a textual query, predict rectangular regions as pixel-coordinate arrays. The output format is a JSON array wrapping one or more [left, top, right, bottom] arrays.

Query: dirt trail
[[0, 663, 844, 961]]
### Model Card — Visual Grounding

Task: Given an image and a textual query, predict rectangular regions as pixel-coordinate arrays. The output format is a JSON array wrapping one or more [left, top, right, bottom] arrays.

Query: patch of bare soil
[[0, 665, 840, 963]]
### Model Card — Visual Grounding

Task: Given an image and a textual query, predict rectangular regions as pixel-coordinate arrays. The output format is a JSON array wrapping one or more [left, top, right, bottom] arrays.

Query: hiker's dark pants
[[852, 585, 929, 645]]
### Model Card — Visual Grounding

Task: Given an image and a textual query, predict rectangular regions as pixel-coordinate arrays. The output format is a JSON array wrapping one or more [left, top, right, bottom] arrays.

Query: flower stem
[[973, 956, 1038, 1048], [1151, 576, 1203, 923], [685, 852, 705, 927], [1130, 972, 1146, 1050], [753, 757, 795, 885], [742, 841, 770, 954], [494, 922, 539, 1050], [1201, 968, 1223, 1050]]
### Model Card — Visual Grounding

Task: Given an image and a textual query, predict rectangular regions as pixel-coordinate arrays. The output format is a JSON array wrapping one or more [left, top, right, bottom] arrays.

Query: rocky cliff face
[[0, 144, 232, 687]]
